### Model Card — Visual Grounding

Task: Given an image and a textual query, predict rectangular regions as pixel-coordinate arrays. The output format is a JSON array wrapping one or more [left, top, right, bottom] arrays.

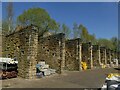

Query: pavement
[[1, 67, 120, 88]]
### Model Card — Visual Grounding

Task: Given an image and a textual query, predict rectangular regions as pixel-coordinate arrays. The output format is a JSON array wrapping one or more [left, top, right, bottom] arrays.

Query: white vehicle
[[101, 73, 120, 90], [0, 57, 18, 79], [0, 57, 18, 64]]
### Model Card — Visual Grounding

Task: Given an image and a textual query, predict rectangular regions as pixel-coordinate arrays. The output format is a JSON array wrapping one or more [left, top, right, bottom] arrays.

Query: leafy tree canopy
[[73, 22, 78, 38], [97, 38, 114, 49], [78, 24, 95, 43], [17, 8, 58, 36], [62, 24, 71, 39]]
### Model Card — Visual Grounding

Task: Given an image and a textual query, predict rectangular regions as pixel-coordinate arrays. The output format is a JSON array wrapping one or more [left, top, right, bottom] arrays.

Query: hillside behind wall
[[65, 38, 82, 71], [38, 33, 65, 73], [4, 26, 38, 79]]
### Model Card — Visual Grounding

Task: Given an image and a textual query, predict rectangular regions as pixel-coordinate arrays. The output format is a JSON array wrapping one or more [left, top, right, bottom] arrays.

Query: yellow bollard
[[81, 61, 87, 70]]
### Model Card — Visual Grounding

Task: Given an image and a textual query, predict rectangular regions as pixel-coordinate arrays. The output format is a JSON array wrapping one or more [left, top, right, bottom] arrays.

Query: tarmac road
[[2, 67, 120, 88]]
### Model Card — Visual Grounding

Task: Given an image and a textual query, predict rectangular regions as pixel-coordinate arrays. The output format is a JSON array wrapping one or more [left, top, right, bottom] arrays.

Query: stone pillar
[[109, 50, 112, 67], [28, 28, 38, 79], [105, 48, 107, 66], [60, 33, 65, 73], [117, 52, 119, 66], [115, 51, 118, 67], [92, 45, 101, 68], [100, 47, 106, 65], [111, 50, 114, 67], [98, 46, 101, 65], [78, 39, 82, 71], [17, 25, 38, 79], [79, 44, 82, 71], [90, 45, 93, 69]]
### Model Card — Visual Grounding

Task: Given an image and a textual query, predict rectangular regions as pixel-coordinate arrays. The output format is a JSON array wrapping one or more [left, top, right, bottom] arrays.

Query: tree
[[2, 20, 9, 35], [78, 24, 89, 42], [88, 33, 96, 44], [111, 37, 119, 51], [97, 38, 114, 49], [77, 24, 97, 43], [62, 24, 71, 39], [17, 8, 58, 36], [78, 24, 83, 38], [73, 22, 78, 39], [6, 2, 13, 32], [54, 22, 61, 34]]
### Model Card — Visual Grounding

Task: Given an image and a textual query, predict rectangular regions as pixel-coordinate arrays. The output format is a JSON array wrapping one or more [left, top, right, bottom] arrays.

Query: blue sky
[[2, 2, 118, 39]]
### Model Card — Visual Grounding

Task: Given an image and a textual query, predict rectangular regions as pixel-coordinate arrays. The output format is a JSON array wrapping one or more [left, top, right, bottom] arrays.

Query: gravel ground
[[1, 67, 120, 88]]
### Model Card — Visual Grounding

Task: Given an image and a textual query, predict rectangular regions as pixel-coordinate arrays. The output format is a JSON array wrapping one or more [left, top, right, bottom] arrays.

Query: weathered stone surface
[[82, 42, 93, 69], [106, 49, 112, 65], [92, 45, 101, 67], [4, 25, 38, 79], [100, 47, 106, 65], [38, 33, 65, 74], [65, 38, 82, 71], [2, 25, 119, 79]]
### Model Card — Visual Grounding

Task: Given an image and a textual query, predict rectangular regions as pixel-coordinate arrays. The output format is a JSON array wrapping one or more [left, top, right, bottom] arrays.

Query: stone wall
[[37, 33, 65, 73], [106, 49, 111, 65], [111, 50, 116, 64], [65, 38, 82, 71], [100, 47, 106, 65], [3, 25, 119, 79], [82, 42, 93, 69], [5, 33, 19, 59], [5, 25, 38, 79], [92, 45, 101, 67]]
